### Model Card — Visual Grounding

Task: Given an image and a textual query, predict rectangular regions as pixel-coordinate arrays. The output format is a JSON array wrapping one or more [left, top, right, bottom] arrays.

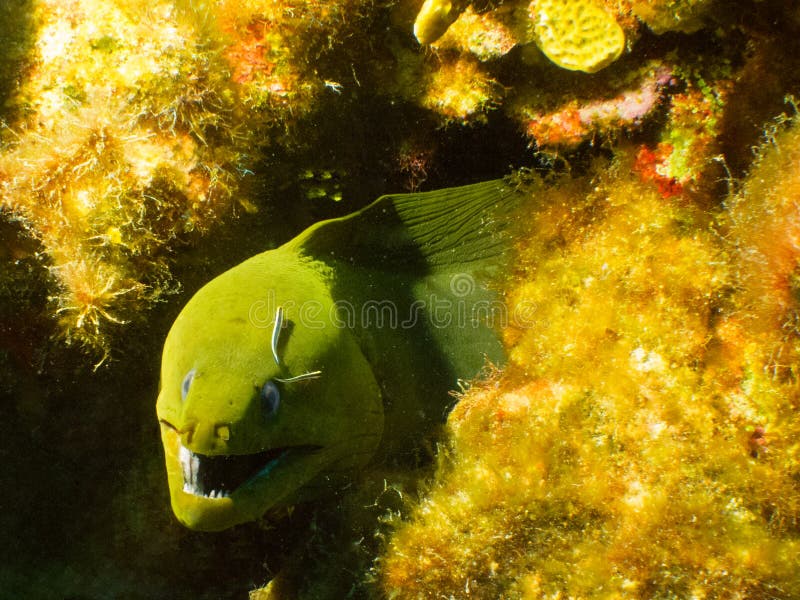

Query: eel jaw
[[178, 443, 296, 500], [159, 424, 331, 530]]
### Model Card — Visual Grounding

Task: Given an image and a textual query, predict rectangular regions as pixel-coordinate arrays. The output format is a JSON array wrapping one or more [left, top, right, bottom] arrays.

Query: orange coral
[[516, 64, 672, 150]]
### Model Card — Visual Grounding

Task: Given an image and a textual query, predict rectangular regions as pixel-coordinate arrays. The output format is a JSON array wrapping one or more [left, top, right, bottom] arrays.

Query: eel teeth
[[179, 443, 234, 499], [176, 441, 311, 499]]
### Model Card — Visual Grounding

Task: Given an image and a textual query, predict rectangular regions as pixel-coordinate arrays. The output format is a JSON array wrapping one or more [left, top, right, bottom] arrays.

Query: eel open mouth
[[178, 443, 320, 499]]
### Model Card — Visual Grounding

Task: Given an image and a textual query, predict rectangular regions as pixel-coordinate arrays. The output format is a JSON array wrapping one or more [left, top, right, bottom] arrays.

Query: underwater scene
[[1, 0, 800, 598]]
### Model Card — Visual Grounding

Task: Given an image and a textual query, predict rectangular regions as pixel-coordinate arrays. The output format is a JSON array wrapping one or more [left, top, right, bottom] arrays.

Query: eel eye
[[181, 369, 196, 402], [260, 380, 280, 418]]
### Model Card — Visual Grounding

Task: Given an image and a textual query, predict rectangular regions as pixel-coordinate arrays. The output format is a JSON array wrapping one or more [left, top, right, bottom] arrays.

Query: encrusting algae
[[0, 0, 764, 361], [722, 114, 800, 457], [377, 145, 800, 597], [0, 0, 249, 359], [414, 0, 629, 73]]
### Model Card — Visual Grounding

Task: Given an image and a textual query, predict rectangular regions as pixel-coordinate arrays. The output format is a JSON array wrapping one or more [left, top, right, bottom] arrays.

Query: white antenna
[[271, 306, 284, 365]]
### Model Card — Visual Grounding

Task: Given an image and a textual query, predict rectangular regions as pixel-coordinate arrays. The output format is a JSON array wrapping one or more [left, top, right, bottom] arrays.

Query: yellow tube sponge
[[414, 0, 471, 44], [529, 0, 626, 73]]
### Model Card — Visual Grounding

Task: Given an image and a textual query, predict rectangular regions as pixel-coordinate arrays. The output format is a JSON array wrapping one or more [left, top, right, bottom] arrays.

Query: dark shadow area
[[0, 0, 35, 123], [255, 92, 542, 232], [716, 0, 800, 177]]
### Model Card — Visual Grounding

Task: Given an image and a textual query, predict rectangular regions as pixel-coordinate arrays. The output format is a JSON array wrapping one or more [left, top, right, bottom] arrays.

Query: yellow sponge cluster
[[530, 0, 626, 73]]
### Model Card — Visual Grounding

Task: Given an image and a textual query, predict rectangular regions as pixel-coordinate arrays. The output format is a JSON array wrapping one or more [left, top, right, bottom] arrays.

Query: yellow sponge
[[530, 0, 625, 73]]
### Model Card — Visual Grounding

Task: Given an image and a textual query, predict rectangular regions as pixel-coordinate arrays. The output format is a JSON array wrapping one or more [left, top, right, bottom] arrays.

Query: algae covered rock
[[632, 0, 715, 34], [0, 0, 378, 360], [0, 0, 250, 359], [377, 150, 800, 598]]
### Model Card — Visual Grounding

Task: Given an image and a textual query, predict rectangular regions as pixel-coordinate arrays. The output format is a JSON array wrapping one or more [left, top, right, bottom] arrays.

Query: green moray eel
[[156, 179, 522, 531]]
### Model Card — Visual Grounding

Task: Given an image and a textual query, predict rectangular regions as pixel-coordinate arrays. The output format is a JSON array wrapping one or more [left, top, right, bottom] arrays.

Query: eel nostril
[[216, 424, 231, 441], [178, 421, 197, 446], [158, 419, 178, 432]]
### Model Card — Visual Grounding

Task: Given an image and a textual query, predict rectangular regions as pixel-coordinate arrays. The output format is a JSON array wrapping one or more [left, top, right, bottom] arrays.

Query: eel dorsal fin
[[284, 179, 525, 451], [289, 178, 521, 274]]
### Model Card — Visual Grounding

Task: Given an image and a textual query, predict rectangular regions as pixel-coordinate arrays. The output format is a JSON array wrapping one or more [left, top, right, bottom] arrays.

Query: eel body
[[156, 179, 521, 530]]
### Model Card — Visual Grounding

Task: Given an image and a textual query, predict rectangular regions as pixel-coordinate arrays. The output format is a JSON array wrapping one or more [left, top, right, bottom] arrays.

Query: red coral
[[525, 107, 586, 147], [633, 144, 683, 198]]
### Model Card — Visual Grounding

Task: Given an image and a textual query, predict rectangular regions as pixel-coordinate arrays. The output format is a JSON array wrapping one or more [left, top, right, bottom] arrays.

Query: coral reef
[[632, 71, 730, 198], [399, 0, 746, 158], [377, 147, 800, 598], [414, 0, 633, 73], [414, 0, 471, 45], [725, 114, 800, 381], [3, 0, 800, 598], [0, 0, 759, 359]]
